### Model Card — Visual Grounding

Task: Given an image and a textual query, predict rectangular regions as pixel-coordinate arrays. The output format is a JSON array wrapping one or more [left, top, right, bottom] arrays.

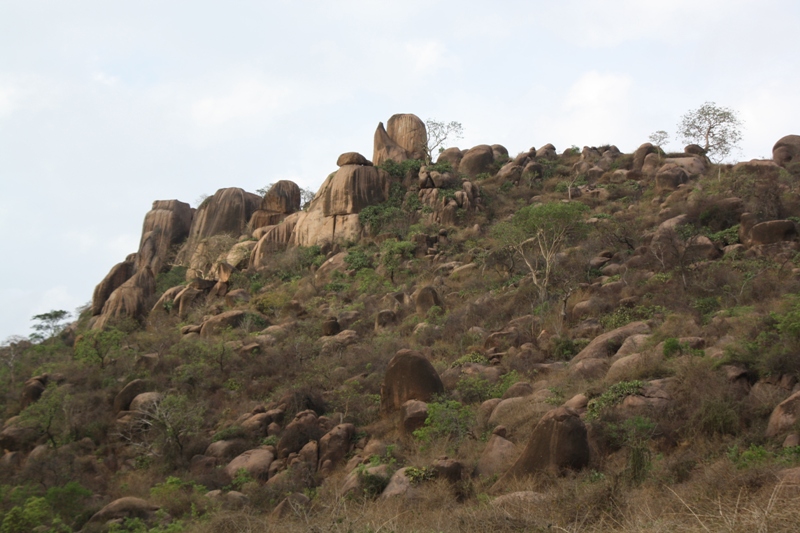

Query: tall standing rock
[[386, 114, 428, 161], [91, 259, 135, 316], [380, 349, 444, 413], [92, 267, 156, 330], [136, 200, 194, 273], [373, 113, 428, 166], [373, 122, 410, 166]]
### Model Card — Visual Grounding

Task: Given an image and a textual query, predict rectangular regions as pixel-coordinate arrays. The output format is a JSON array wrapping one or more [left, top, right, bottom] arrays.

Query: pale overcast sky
[[2, 0, 799, 340]]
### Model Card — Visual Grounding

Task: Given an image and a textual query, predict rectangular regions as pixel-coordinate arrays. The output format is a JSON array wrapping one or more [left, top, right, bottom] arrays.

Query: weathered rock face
[[322, 165, 391, 217], [373, 122, 410, 166], [249, 215, 300, 269], [136, 200, 193, 273], [250, 181, 301, 230], [494, 407, 589, 485], [177, 188, 261, 268], [91, 259, 135, 316], [191, 188, 261, 240], [773, 135, 800, 167], [386, 114, 428, 161], [380, 349, 444, 413], [92, 267, 156, 330], [290, 165, 390, 247]]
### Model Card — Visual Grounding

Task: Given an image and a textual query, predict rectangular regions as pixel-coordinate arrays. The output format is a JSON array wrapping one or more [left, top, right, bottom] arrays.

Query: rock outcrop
[[249, 180, 301, 229], [289, 164, 391, 246], [92, 267, 156, 330], [773, 134, 800, 167], [373, 113, 427, 165]]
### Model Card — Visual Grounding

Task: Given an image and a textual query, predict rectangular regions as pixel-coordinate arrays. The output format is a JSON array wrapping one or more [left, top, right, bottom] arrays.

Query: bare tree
[[425, 119, 463, 164]]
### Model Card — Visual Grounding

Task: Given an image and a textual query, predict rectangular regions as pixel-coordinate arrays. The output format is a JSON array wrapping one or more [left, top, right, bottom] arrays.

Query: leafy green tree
[[74, 328, 125, 369], [29, 310, 70, 342], [379, 239, 416, 283], [492, 201, 590, 301], [19, 383, 71, 448], [122, 393, 205, 463], [677, 102, 743, 162]]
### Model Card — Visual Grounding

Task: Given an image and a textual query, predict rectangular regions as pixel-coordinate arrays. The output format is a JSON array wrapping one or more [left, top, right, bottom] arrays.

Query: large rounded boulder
[[493, 407, 589, 487], [380, 349, 444, 413], [773, 135, 800, 167], [459, 145, 495, 177], [250, 180, 301, 229]]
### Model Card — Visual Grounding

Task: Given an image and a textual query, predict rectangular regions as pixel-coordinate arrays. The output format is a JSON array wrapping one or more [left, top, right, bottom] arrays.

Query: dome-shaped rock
[[380, 349, 444, 413]]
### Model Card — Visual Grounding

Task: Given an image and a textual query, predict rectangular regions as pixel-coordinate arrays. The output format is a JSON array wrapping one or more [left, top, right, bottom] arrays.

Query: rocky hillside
[[3, 115, 800, 532]]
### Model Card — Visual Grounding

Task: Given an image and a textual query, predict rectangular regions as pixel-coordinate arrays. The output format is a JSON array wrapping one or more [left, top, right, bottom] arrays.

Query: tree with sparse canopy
[[492, 202, 590, 302], [29, 310, 70, 342], [677, 102, 743, 162], [425, 119, 463, 163]]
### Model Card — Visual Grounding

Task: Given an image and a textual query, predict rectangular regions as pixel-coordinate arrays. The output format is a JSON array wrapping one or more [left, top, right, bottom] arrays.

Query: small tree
[[677, 102, 743, 162], [74, 328, 125, 369], [30, 310, 70, 342], [425, 119, 463, 163], [492, 202, 590, 302], [648, 130, 669, 149], [20, 383, 71, 448]]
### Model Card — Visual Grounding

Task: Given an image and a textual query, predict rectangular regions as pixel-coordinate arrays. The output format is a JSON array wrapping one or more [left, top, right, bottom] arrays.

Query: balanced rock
[[337, 152, 372, 167], [380, 349, 444, 413]]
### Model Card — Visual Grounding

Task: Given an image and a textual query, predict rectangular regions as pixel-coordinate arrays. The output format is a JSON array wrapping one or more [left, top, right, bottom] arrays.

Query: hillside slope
[[3, 115, 800, 532]]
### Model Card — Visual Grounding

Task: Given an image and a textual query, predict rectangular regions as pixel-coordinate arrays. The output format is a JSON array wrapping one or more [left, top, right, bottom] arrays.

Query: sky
[[2, 0, 799, 340]]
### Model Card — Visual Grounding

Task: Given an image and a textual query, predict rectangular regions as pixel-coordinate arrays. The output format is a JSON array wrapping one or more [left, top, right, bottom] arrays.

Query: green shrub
[[586, 381, 644, 420], [405, 466, 435, 485], [413, 400, 473, 446], [155, 266, 188, 296], [600, 305, 666, 330], [211, 426, 248, 442], [344, 249, 373, 271]]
